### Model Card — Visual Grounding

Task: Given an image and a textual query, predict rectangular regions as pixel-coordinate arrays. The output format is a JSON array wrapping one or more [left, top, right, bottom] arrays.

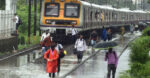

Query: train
[[40, 0, 150, 43]]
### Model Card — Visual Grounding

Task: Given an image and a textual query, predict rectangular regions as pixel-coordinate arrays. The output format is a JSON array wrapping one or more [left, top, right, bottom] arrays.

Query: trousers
[[107, 64, 116, 78]]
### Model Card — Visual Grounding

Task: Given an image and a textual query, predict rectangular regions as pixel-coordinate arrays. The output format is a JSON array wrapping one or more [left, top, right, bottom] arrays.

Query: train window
[[45, 3, 59, 17], [95, 11, 98, 20], [64, 3, 80, 18], [90, 11, 93, 20]]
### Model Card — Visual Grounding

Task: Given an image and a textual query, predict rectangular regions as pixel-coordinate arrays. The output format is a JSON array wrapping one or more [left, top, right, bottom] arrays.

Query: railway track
[[0, 44, 40, 62]]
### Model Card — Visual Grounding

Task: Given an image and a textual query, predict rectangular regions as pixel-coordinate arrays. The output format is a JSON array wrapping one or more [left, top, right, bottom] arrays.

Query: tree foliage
[[148, 0, 150, 4], [17, 0, 40, 34], [0, 0, 5, 10]]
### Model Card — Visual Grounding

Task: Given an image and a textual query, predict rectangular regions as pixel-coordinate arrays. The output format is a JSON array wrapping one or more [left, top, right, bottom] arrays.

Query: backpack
[[18, 17, 23, 25], [106, 51, 117, 59], [75, 39, 86, 47], [58, 44, 65, 58]]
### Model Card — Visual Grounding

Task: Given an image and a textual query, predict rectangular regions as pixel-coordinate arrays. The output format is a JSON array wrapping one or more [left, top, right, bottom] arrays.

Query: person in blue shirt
[[101, 26, 107, 41]]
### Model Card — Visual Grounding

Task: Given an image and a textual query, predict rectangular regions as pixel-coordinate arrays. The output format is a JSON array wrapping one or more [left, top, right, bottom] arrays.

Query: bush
[[142, 27, 150, 36], [20, 36, 25, 45], [120, 27, 150, 78], [120, 72, 133, 78], [130, 62, 150, 78], [130, 36, 150, 63], [130, 62, 145, 78]]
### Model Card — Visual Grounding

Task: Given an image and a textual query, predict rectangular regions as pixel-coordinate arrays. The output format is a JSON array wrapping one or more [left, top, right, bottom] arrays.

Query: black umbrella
[[93, 41, 118, 49]]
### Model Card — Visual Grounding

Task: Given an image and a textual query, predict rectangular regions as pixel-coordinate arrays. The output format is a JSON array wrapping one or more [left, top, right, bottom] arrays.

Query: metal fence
[[0, 10, 15, 38]]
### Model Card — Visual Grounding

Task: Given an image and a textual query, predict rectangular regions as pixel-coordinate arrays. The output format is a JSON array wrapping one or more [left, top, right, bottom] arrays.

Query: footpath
[[116, 48, 131, 78]]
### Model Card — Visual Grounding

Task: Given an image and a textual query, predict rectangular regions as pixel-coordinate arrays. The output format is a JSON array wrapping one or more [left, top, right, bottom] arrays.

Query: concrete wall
[[0, 0, 16, 38], [0, 36, 18, 52]]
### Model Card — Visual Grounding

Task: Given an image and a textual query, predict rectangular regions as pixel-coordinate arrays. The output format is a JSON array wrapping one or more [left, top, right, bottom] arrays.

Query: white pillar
[[5, 0, 11, 10], [5, 0, 16, 12]]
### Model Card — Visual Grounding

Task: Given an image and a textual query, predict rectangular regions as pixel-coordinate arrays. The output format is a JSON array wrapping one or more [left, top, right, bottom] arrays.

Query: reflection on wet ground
[[66, 52, 108, 78]]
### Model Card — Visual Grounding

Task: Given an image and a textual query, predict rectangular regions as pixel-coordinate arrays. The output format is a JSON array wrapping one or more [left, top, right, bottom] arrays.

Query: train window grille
[[95, 11, 99, 21], [44, 3, 60, 17], [64, 3, 80, 18], [90, 11, 93, 21]]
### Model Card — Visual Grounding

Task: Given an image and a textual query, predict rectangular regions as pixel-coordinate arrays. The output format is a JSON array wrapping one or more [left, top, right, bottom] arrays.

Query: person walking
[[130, 24, 134, 34], [12, 13, 20, 34], [72, 24, 78, 43], [41, 30, 51, 55], [40, 30, 50, 44], [74, 35, 87, 63], [107, 28, 112, 41], [55, 40, 65, 75], [89, 30, 98, 46], [120, 26, 125, 44], [101, 26, 107, 41], [44, 43, 59, 78], [105, 48, 118, 78]]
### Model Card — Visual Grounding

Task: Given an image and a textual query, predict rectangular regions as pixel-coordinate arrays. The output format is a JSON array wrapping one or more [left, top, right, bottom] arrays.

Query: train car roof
[[80, 1, 147, 13], [133, 10, 147, 13], [80, 1, 115, 10], [117, 8, 133, 12], [80, 1, 91, 6]]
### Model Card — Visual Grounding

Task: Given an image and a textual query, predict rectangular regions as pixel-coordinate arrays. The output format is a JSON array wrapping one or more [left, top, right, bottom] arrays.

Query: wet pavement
[[0, 31, 141, 78], [65, 31, 141, 78], [116, 48, 131, 78]]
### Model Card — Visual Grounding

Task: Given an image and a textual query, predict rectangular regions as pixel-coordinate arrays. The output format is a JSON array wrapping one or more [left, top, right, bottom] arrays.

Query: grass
[[0, 52, 5, 56], [18, 31, 41, 50], [0, 51, 11, 56]]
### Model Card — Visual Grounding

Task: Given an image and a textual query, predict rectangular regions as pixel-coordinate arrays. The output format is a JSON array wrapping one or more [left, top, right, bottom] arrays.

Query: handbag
[[73, 48, 77, 54], [59, 50, 65, 58]]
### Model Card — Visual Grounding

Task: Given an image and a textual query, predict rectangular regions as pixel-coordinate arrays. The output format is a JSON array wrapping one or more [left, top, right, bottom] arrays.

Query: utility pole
[[34, 0, 37, 41], [28, 0, 31, 44], [39, 0, 42, 36]]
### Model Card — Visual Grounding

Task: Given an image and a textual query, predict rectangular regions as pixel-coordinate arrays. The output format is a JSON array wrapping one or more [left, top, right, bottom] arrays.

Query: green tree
[[148, 0, 150, 4], [17, 0, 40, 34], [0, 0, 5, 10]]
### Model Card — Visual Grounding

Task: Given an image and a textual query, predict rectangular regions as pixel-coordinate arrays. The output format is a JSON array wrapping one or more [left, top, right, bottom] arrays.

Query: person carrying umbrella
[[105, 48, 118, 78]]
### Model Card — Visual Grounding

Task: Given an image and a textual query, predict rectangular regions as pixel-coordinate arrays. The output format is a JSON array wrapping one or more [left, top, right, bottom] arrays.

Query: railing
[[0, 10, 15, 38]]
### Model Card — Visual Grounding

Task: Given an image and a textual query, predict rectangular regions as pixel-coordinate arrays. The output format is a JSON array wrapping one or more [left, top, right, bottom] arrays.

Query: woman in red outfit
[[44, 44, 59, 78]]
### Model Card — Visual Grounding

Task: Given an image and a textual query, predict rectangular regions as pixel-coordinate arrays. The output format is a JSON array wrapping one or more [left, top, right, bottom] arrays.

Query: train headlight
[[46, 20, 51, 24], [52, 21, 56, 25], [72, 21, 77, 25]]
